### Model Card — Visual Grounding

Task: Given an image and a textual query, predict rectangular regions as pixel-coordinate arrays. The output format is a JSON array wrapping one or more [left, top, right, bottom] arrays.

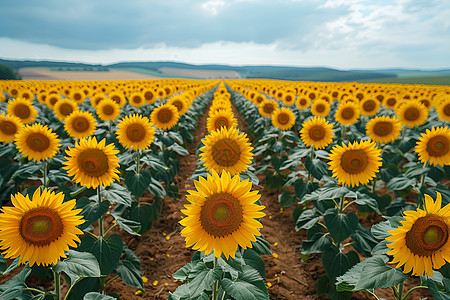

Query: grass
[[356, 75, 450, 85]]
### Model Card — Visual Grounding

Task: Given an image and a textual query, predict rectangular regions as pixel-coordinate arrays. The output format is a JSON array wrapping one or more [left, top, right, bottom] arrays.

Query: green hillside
[[356, 75, 450, 85]]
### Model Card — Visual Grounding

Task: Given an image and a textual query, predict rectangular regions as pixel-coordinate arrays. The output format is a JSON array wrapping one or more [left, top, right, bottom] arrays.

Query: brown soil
[[19, 68, 160, 81]]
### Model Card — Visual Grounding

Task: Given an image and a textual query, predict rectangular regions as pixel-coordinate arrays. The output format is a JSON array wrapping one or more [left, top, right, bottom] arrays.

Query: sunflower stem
[[97, 186, 104, 238], [43, 160, 48, 187], [401, 285, 428, 300], [398, 281, 404, 300], [53, 269, 61, 300], [418, 161, 429, 192], [136, 149, 141, 174], [372, 178, 377, 193], [212, 257, 219, 300], [341, 125, 347, 141]]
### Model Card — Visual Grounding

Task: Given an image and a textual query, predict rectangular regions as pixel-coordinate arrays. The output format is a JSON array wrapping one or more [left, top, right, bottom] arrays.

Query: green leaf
[[301, 233, 333, 255], [243, 249, 266, 278], [187, 266, 222, 299], [0, 265, 31, 300], [115, 247, 143, 289], [372, 240, 391, 255], [387, 176, 415, 191], [124, 170, 152, 198], [84, 292, 116, 300], [148, 177, 166, 199], [278, 191, 296, 208], [295, 208, 320, 231], [353, 192, 380, 214], [169, 143, 189, 156], [304, 157, 329, 180], [129, 200, 161, 233], [0, 254, 6, 273], [351, 223, 378, 257], [251, 235, 272, 255], [66, 277, 102, 300], [336, 257, 366, 292], [1, 257, 20, 275], [173, 261, 199, 282], [427, 278, 450, 300], [221, 265, 269, 300], [101, 183, 133, 207], [112, 215, 141, 236], [371, 217, 403, 239], [168, 284, 191, 300], [322, 247, 359, 282], [54, 250, 101, 285], [75, 197, 110, 230], [324, 209, 359, 244]]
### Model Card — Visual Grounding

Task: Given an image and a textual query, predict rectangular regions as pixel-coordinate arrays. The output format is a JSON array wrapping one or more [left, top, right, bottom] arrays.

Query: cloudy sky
[[0, 0, 449, 69]]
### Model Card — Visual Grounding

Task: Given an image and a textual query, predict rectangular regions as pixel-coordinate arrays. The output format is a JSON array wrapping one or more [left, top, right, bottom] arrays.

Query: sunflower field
[[0, 78, 449, 300]]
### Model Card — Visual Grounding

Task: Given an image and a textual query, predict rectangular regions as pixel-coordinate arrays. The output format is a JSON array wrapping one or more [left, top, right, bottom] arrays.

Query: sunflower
[[296, 96, 311, 110], [150, 103, 180, 130], [386, 192, 450, 276], [416, 126, 450, 166], [142, 88, 156, 104], [207, 109, 238, 133], [311, 99, 330, 118], [0, 114, 23, 143], [383, 95, 399, 110], [396, 101, 428, 128], [109, 92, 126, 107], [436, 100, 450, 122], [0, 188, 84, 267], [335, 102, 360, 126], [96, 98, 121, 122], [179, 170, 265, 259], [116, 114, 155, 150], [259, 99, 278, 118], [64, 111, 97, 139], [200, 126, 253, 175], [53, 98, 79, 121], [328, 140, 382, 187], [168, 96, 189, 116], [272, 107, 296, 131], [46, 94, 61, 109], [300, 117, 334, 150], [63, 137, 120, 189], [360, 98, 380, 117], [282, 92, 296, 106], [366, 115, 402, 144], [128, 92, 145, 107], [15, 123, 60, 161], [7, 98, 37, 124], [70, 89, 85, 104]]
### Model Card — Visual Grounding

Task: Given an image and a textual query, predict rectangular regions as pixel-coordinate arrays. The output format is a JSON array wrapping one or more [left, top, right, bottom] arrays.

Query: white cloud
[[201, 0, 226, 16]]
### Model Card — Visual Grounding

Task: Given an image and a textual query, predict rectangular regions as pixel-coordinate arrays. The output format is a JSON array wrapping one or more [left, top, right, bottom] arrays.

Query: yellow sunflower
[[168, 96, 189, 116], [416, 126, 450, 166], [311, 99, 330, 118], [386, 192, 450, 276], [7, 98, 38, 124], [259, 99, 278, 118], [383, 95, 399, 110], [360, 98, 381, 117], [150, 103, 180, 130], [328, 140, 382, 187], [128, 92, 145, 108], [207, 109, 238, 133], [53, 98, 79, 121], [109, 92, 126, 108], [15, 123, 60, 161], [0, 114, 24, 143], [70, 89, 85, 104], [396, 101, 428, 128], [46, 94, 61, 110], [63, 137, 120, 189], [0, 188, 84, 267], [179, 170, 265, 259], [300, 117, 334, 150], [116, 114, 155, 150], [335, 102, 360, 126], [200, 126, 253, 175], [272, 107, 296, 131], [142, 88, 156, 104], [282, 92, 296, 106], [64, 111, 97, 139], [366, 115, 402, 144], [296, 96, 311, 110], [96, 98, 121, 122], [436, 100, 450, 122]]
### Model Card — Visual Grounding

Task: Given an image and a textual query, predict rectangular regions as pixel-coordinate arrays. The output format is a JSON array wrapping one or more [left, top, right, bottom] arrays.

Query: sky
[[0, 0, 449, 69]]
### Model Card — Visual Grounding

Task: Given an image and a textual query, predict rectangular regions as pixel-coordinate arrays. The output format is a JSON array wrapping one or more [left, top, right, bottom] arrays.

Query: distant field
[[19, 68, 160, 81], [158, 67, 241, 79], [113, 67, 202, 79], [357, 75, 450, 85]]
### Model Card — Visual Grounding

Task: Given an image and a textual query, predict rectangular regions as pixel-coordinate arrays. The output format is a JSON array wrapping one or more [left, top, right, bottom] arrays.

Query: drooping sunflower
[[96, 98, 121, 122], [360, 98, 381, 117], [179, 170, 265, 259], [335, 102, 360, 125], [207, 109, 238, 133], [150, 103, 180, 130], [300, 117, 334, 150], [53, 98, 79, 121], [272, 107, 296, 131], [296, 96, 311, 110], [200, 126, 253, 175], [386, 192, 450, 276], [64, 110, 97, 139], [0, 188, 84, 267], [116, 114, 155, 150], [0, 114, 24, 143], [436, 100, 450, 122], [15, 123, 61, 161], [328, 140, 382, 187], [396, 101, 428, 128], [311, 99, 330, 118], [7, 98, 38, 124], [63, 137, 120, 189], [128, 92, 145, 107], [415, 126, 450, 166], [366, 115, 402, 144], [259, 99, 278, 118]]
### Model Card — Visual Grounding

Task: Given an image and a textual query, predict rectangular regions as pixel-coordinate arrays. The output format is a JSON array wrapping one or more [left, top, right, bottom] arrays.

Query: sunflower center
[[405, 215, 449, 256], [200, 192, 243, 237], [74, 93, 82, 101], [72, 116, 90, 133], [215, 117, 228, 129], [316, 104, 325, 113], [49, 97, 59, 106], [373, 121, 393, 136], [211, 138, 241, 167], [77, 149, 109, 177], [263, 103, 274, 114], [103, 105, 114, 115], [404, 107, 420, 121], [26, 133, 50, 152], [126, 124, 146, 142], [309, 125, 325, 141], [144, 91, 154, 101], [111, 95, 121, 104], [443, 104, 450, 116], [340, 149, 368, 174], [363, 100, 376, 112], [299, 99, 307, 106], [278, 113, 290, 125], [285, 95, 292, 102], [342, 107, 354, 119], [426, 135, 449, 157], [387, 98, 396, 106], [157, 108, 172, 123], [256, 96, 264, 104], [0, 121, 17, 135], [19, 207, 64, 247], [172, 101, 183, 112], [14, 104, 31, 119], [59, 103, 74, 116], [132, 96, 142, 104]]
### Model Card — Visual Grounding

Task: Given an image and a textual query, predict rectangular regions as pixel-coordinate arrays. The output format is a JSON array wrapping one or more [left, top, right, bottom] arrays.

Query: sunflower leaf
[[323, 209, 359, 244], [83, 292, 116, 300], [221, 265, 269, 300], [101, 183, 133, 207], [114, 247, 143, 290], [76, 197, 110, 230], [187, 265, 222, 298], [124, 170, 152, 198], [54, 250, 101, 285]]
